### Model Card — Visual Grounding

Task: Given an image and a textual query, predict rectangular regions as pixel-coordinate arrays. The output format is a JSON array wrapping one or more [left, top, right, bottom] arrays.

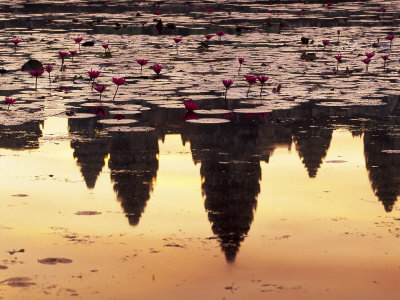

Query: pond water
[[0, 0, 400, 299]]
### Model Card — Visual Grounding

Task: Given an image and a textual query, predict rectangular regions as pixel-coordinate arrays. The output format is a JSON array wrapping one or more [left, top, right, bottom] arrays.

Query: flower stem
[[112, 86, 119, 101], [247, 85, 251, 97], [35, 77, 38, 90], [225, 88, 228, 100]]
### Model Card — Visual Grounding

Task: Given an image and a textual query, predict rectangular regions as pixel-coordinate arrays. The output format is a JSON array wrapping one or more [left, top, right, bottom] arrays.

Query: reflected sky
[[1, 113, 400, 299]]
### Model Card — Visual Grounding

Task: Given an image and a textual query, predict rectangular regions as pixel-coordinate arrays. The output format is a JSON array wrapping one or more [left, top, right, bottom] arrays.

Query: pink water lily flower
[[222, 79, 233, 100], [136, 59, 149, 75], [245, 75, 257, 97], [257, 76, 269, 84], [386, 35, 394, 41], [362, 58, 372, 72], [11, 39, 21, 45], [204, 34, 213, 40], [95, 85, 107, 100], [88, 70, 101, 89], [257, 76, 269, 96], [59, 51, 68, 71], [322, 40, 330, 52], [365, 52, 375, 58], [237, 57, 245, 72], [59, 51, 68, 59], [5, 97, 17, 110], [112, 77, 126, 101], [216, 31, 225, 41], [335, 55, 342, 62], [173, 37, 182, 44], [335, 55, 342, 70], [102, 43, 110, 55], [11, 39, 21, 50], [386, 35, 395, 49], [381, 55, 389, 70], [88, 70, 101, 80], [29, 68, 44, 90], [153, 65, 163, 76], [74, 37, 83, 51], [69, 50, 77, 61], [112, 77, 125, 86], [184, 100, 198, 112], [173, 37, 182, 54], [45, 65, 53, 81]]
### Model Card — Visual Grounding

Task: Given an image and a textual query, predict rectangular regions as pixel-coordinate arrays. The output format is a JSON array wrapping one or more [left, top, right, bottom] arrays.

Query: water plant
[[334, 55, 342, 71], [88, 70, 101, 90], [69, 50, 77, 61], [362, 58, 371, 73], [11, 39, 21, 51], [365, 52, 375, 59], [94, 85, 107, 101], [184, 100, 198, 112], [245, 75, 257, 97], [216, 31, 225, 43], [5, 97, 16, 110], [59, 51, 68, 71], [238, 57, 244, 73], [386, 34, 394, 49], [381, 55, 389, 71], [136, 59, 149, 75], [173, 37, 182, 54], [222, 79, 233, 100], [74, 37, 83, 51], [102, 43, 110, 56], [257, 76, 269, 97], [29, 68, 44, 90], [153, 65, 163, 78], [112, 77, 126, 101], [45, 65, 53, 82], [322, 39, 330, 52]]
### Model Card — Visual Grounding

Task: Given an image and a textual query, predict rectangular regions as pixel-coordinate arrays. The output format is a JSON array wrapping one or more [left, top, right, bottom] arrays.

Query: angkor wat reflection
[[0, 121, 43, 150], [4, 100, 400, 262]]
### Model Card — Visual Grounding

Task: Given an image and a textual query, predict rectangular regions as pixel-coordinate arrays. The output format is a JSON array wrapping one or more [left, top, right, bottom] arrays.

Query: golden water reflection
[[0, 119, 399, 299]]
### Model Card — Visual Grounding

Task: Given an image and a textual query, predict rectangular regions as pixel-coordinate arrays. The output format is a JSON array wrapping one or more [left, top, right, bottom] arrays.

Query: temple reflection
[[0, 121, 43, 150], [364, 128, 400, 212], [182, 121, 291, 262], [108, 130, 159, 226], [69, 118, 109, 189], [0, 100, 385, 260], [292, 121, 333, 178]]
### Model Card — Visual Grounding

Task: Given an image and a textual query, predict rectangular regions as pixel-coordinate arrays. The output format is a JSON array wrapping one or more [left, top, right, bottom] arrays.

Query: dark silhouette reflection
[[182, 122, 292, 262], [0, 121, 43, 150], [292, 122, 333, 178], [364, 128, 400, 212], [68, 118, 110, 189], [108, 130, 159, 226]]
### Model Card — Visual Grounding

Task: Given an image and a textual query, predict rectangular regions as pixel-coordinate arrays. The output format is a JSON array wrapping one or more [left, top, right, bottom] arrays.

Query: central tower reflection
[[182, 121, 292, 262]]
